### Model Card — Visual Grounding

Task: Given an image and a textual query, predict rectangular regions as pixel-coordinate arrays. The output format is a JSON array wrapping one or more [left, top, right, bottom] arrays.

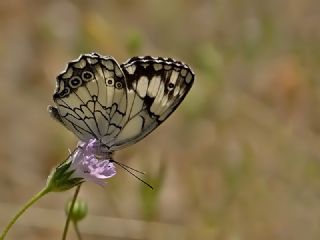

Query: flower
[[70, 139, 116, 186], [46, 139, 116, 191]]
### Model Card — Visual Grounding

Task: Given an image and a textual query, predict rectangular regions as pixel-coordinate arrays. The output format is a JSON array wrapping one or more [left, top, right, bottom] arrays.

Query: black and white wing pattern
[[49, 53, 128, 143], [111, 56, 194, 150], [49, 53, 194, 151]]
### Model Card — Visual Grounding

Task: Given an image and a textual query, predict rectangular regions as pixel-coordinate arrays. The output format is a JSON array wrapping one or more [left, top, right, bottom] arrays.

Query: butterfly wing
[[108, 56, 194, 150], [49, 54, 194, 151], [49, 53, 128, 144]]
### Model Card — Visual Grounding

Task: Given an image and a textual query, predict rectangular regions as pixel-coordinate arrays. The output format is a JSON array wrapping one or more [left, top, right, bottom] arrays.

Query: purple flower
[[70, 139, 116, 186], [46, 139, 116, 192]]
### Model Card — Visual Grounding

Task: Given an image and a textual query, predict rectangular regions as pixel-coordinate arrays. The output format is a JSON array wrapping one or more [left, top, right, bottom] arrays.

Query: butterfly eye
[[106, 78, 114, 86], [82, 71, 94, 81], [167, 83, 175, 90], [69, 77, 82, 88], [115, 81, 123, 89]]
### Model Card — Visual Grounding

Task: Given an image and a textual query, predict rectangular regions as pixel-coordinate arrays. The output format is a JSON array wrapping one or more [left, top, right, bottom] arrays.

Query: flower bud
[[65, 199, 88, 222]]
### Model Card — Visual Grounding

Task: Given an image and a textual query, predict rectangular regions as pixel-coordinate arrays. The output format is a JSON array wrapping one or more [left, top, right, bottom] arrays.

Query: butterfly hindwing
[[49, 53, 128, 144], [109, 56, 194, 150]]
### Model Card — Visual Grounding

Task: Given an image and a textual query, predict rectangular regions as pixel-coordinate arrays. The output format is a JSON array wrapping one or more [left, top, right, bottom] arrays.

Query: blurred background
[[1, 0, 320, 239]]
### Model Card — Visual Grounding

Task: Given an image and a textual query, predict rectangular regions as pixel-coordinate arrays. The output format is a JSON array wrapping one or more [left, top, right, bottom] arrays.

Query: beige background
[[1, 0, 320, 239]]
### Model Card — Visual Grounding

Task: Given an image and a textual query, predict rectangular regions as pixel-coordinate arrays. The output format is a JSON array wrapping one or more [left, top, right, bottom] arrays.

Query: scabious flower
[[47, 139, 116, 191], [70, 139, 116, 186]]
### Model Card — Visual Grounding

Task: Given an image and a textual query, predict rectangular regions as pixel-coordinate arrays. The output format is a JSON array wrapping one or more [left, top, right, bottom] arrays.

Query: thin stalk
[[0, 186, 51, 240], [62, 184, 82, 240], [73, 222, 82, 240]]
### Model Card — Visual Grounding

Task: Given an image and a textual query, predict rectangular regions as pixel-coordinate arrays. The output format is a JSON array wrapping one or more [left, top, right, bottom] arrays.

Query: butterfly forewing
[[109, 56, 194, 150], [50, 53, 194, 151]]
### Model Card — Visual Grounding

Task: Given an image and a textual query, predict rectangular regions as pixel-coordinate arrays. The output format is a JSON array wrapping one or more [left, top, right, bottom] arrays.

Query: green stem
[[73, 222, 82, 240], [0, 186, 51, 240], [62, 184, 81, 240]]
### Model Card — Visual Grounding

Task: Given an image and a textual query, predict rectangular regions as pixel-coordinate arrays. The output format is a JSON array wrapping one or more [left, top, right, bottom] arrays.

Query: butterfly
[[48, 53, 194, 160]]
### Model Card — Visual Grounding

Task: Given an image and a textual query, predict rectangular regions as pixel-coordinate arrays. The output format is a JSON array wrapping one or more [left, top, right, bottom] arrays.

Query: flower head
[[47, 139, 116, 191], [70, 139, 116, 185]]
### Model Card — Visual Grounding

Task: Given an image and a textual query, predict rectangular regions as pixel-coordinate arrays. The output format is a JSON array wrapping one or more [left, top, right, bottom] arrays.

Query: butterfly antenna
[[113, 161, 146, 175], [112, 160, 153, 190], [99, 142, 144, 175], [56, 145, 81, 168]]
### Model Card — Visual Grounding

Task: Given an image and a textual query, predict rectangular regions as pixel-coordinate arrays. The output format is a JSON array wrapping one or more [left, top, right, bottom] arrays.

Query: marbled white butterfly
[[49, 53, 194, 161]]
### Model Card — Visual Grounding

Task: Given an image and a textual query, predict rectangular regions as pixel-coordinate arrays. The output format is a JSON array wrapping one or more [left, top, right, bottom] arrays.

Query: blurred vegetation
[[1, 0, 320, 239]]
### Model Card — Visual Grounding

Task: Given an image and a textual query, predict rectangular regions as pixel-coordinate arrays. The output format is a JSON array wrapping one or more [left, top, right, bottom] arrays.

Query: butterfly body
[[49, 53, 194, 157]]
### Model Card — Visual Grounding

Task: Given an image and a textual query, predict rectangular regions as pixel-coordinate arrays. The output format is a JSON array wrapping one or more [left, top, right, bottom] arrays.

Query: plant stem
[[73, 222, 82, 240], [62, 184, 81, 240], [0, 186, 51, 240]]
